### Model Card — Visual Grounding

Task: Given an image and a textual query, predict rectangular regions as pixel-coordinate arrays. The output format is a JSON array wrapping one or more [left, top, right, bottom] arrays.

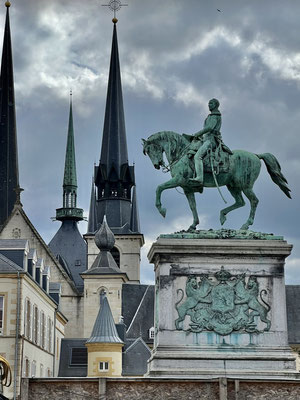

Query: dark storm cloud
[[1, 0, 299, 284]]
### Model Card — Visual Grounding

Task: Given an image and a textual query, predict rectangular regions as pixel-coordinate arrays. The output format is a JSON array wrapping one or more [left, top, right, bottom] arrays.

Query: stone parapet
[[23, 377, 300, 400]]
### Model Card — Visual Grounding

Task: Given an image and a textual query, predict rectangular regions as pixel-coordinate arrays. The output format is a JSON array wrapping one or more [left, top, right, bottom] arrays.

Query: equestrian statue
[[142, 98, 291, 231]]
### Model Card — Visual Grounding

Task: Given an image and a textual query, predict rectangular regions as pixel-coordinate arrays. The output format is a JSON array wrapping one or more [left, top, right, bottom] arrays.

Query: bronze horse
[[143, 131, 291, 231]]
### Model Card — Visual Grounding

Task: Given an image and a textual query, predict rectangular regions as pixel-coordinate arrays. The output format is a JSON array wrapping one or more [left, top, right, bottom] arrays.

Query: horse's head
[[142, 137, 164, 170]]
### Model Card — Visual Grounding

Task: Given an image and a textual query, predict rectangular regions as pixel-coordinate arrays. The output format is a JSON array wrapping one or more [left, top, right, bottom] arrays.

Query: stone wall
[[21, 377, 300, 400]]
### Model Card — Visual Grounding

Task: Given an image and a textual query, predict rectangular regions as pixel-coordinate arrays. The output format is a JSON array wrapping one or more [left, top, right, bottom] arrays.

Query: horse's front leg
[[183, 189, 199, 231], [156, 177, 179, 218]]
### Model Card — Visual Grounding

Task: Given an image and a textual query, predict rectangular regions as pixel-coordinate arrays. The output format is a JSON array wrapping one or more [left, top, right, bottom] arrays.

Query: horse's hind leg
[[220, 186, 245, 226], [183, 189, 199, 230], [240, 188, 259, 230]]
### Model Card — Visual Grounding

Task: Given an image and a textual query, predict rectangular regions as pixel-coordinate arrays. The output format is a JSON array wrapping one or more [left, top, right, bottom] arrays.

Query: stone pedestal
[[147, 233, 297, 379]]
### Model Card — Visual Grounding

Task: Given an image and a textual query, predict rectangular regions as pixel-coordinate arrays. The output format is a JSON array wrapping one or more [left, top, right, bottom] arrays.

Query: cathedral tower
[[85, 19, 143, 283]]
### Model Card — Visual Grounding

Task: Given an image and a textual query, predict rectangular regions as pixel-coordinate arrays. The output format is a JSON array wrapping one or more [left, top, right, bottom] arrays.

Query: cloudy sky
[[3, 0, 300, 284]]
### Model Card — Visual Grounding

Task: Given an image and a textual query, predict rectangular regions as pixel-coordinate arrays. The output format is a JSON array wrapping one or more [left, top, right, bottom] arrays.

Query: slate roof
[[122, 284, 154, 345], [87, 293, 123, 344], [286, 285, 300, 344], [49, 220, 86, 291], [58, 338, 88, 377], [0, 252, 23, 272], [0, 239, 28, 249], [122, 337, 151, 376]]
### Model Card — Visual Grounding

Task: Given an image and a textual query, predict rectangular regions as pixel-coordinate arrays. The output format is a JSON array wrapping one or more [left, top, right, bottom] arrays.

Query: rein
[[161, 143, 191, 173]]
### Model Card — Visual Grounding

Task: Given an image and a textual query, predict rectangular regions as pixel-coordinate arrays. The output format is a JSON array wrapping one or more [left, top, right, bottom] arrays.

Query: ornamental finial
[[5, 1, 11, 7], [102, 0, 128, 23]]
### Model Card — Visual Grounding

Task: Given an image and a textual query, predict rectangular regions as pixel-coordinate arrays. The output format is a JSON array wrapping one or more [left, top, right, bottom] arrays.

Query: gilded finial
[[102, 0, 128, 22], [5, 1, 11, 7]]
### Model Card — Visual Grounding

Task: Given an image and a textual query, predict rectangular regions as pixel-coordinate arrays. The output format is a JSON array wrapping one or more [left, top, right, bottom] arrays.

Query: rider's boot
[[189, 157, 204, 192]]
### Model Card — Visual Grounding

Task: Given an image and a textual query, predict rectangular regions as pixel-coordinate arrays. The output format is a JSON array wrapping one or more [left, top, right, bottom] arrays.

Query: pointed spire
[[0, 2, 21, 226], [63, 90, 77, 188], [87, 175, 97, 233], [86, 292, 123, 344], [130, 186, 141, 233], [94, 23, 135, 233], [55, 93, 83, 221], [100, 22, 128, 172]]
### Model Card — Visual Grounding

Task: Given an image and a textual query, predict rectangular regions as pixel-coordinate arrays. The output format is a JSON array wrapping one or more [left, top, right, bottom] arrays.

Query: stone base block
[[147, 234, 297, 378]]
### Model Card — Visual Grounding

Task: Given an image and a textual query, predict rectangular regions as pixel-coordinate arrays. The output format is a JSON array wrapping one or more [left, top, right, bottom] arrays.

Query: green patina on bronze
[[160, 229, 283, 240], [142, 99, 291, 232], [175, 267, 271, 336]]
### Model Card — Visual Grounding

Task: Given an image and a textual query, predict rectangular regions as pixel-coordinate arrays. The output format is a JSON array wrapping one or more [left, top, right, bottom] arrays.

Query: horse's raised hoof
[[220, 213, 226, 226], [240, 223, 249, 230], [160, 208, 167, 218]]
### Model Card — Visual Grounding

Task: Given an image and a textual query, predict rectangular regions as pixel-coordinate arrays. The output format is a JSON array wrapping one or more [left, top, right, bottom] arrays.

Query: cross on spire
[[102, 0, 128, 23]]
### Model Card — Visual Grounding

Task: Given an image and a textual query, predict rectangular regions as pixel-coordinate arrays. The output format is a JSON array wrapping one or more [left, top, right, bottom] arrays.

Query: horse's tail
[[257, 153, 291, 199]]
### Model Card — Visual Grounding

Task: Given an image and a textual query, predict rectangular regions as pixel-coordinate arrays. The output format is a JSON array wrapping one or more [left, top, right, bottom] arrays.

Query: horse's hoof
[[188, 225, 196, 232], [240, 224, 249, 230], [220, 213, 226, 225], [160, 208, 167, 218]]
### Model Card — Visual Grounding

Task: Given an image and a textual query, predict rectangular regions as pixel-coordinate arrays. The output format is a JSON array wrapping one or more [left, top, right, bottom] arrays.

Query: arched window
[[111, 247, 120, 268]]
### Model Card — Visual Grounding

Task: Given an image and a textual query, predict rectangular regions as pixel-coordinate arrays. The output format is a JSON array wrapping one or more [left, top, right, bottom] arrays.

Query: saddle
[[203, 143, 231, 173], [183, 134, 232, 174]]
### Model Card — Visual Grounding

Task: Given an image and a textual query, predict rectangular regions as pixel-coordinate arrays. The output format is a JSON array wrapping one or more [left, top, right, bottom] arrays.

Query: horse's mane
[[147, 131, 189, 158]]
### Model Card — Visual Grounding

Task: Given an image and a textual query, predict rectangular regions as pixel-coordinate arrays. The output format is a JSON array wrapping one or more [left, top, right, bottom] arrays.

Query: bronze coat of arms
[[175, 267, 271, 336]]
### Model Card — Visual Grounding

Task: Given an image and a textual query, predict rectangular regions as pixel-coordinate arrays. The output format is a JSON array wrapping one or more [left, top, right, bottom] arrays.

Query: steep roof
[[122, 337, 151, 376], [286, 285, 300, 344], [0, 3, 20, 227], [122, 284, 154, 344], [130, 185, 141, 233], [86, 293, 123, 344], [48, 220, 86, 291]]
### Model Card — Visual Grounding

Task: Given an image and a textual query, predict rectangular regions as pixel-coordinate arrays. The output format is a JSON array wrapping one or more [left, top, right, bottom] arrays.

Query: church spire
[[99, 21, 128, 173], [0, 2, 21, 226], [93, 20, 135, 233], [55, 93, 83, 221]]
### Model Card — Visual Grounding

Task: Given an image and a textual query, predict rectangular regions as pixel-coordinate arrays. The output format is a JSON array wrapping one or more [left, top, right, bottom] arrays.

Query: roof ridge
[[124, 336, 149, 354]]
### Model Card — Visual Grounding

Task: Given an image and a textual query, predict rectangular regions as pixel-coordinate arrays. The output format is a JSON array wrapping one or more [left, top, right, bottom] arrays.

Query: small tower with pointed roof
[[0, 1, 22, 227], [81, 216, 128, 337], [85, 17, 144, 283], [85, 291, 123, 377], [49, 94, 86, 292]]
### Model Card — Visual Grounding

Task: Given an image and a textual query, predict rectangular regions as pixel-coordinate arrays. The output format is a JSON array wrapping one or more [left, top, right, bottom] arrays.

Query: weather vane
[[102, 0, 128, 23]]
